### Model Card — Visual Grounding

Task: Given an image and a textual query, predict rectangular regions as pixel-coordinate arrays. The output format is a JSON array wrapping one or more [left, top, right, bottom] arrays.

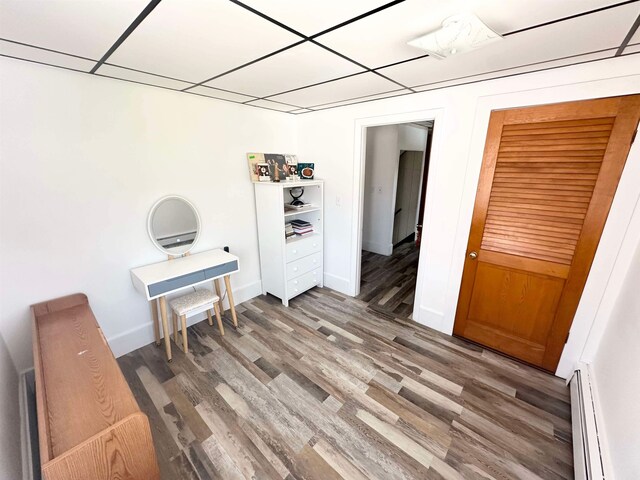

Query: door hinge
[[632, 129, 638, 146], [565, 332, 570, 344]]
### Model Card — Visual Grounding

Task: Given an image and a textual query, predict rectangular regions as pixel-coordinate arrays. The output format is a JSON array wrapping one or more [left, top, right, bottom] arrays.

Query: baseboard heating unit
[[570, 363, 607, 480]]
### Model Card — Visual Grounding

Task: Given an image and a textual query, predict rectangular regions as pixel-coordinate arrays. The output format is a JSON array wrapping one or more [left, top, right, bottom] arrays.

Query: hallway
[[358, 241, 419, 319]]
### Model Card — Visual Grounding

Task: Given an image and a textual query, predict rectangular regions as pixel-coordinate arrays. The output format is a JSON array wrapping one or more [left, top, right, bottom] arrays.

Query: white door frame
[[350, 108, 444, 322]]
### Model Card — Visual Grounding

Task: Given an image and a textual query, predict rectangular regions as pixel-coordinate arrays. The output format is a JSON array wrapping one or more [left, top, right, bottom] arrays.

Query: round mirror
[[147, 195, 201, 256]]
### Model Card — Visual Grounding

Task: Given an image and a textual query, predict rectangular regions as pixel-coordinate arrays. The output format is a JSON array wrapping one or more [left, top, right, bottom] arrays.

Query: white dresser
[[254, 180, 323, 306]]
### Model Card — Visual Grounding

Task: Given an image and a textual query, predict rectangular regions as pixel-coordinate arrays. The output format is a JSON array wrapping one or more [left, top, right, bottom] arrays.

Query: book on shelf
[[285, 219, 314, 238], [285, 222, 295, 239], [290, 219, 311, 227]]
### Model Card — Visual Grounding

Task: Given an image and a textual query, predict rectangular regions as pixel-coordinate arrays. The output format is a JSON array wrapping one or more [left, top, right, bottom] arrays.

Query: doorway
[[357, 121, 434, 318], [453, 95, 640, 372]]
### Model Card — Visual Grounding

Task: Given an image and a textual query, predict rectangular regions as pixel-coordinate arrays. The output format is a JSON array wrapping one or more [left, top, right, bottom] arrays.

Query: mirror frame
[[147, 195, 201, 256]]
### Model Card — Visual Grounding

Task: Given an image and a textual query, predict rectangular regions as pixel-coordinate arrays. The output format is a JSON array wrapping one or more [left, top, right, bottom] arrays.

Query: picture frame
[[246, 152, 266, 182], [286, 164, 299, 179], [257, 163, 270, 182], [298, 162, 315, 179], [265, 153, 287, 182]]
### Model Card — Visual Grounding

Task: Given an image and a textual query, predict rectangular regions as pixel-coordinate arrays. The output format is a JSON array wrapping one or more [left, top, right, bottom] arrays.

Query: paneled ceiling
[[1, 0, 639, 114]]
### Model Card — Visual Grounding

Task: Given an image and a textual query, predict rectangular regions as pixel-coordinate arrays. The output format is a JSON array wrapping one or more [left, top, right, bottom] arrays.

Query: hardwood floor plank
[[312, 438, 370, 480], [122, 287, 572, 480], [355, 408, 434, 469]]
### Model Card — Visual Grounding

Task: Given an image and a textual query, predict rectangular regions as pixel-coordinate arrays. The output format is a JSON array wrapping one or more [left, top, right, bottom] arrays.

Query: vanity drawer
[[287, 268, 321, 299], [148, 270, 205, 297], [286, 236, 321, 263], [286, 252, 322, 280], [204, 260, 238, 280]]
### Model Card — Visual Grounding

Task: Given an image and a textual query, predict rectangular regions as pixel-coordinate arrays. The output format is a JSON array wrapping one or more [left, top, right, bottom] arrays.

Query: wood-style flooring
[[119, 287, 573, 480], [358, 242, 419, 319]]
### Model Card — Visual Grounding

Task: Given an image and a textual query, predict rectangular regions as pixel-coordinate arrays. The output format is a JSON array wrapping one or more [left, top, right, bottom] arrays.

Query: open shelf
[[284, 205, 321, 217], [286, 232, 321, 244]]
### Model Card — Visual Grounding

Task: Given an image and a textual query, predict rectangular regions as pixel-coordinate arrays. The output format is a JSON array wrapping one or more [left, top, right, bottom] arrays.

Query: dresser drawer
[[287, 267, 321, 299], [148, 270, 206, 297], [286, 236, 321, 263], [286, 252, 322, 279]]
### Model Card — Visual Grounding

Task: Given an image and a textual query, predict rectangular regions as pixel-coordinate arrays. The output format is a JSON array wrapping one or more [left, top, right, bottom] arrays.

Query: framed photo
[[257, 163, 270, 182], [246, 152, 265, 181], [265, 153, 287, 182], [298, 163, 315, 179], [284, 153, 298, 165], [286, 164, 298, 179]]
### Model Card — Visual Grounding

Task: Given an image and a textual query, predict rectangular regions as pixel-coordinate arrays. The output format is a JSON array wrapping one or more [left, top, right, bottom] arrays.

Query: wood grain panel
[[481, 116, 614, 266], [454, 95, 640, 371], [36, 302, 140, 456], [42, 414, 158, 480], [32, 294, 160, 480]]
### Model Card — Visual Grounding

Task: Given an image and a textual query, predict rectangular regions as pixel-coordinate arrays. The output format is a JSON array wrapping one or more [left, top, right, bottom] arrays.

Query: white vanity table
[[131, 195, 240, 361], [130, 248, 240, 361]]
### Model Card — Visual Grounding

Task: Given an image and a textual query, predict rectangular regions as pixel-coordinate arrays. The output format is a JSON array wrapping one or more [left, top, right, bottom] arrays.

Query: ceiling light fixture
[[408, 13, 502, 60]]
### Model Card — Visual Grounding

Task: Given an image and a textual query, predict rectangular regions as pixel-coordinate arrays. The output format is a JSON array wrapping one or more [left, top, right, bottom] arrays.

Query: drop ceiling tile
[[247, 99, 300, 112], [238, 0, 391, 36], [268, 72, 400, 107], [0, 0, 149, 59], [317, 0, 628, 69], [0, 40, 96, 71], [204, 42, 364, 98], [108, 0, 301, 83], [623, 43, 640, 55], [313, 88, 412, 110], [379, 4, 634, 88], [188, 86, 256, 103], [411, 49, 616, 92], [97, 64, 193, 90]]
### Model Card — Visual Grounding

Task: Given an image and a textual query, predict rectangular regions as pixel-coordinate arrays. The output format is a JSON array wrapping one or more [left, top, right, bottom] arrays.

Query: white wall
[[362, 125, 398, 255], [398, 124, 427, 151], [0, 333, 21, 479], [362, 124, 427, 255], [591, 240, 640, 479], [297, 54, 640, 378], [0, 57, 297, 372]]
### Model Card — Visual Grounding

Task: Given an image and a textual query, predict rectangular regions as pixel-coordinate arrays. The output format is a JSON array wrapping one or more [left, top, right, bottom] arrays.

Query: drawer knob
[[294, 280, 298, 284], [313, 259, 317, 263], [294, 288, 298, 292], [312, 243, 317, 247], [293, 249, 297, 254], [293, 267, 298, 271]]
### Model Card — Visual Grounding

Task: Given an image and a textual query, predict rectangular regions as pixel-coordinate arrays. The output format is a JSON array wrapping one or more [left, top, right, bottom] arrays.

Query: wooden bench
[[32, 293, 160, 480]]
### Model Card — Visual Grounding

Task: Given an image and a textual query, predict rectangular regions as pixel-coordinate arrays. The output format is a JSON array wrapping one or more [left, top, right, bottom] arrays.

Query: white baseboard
[[19, 371, 33, 480], [570, 362, 611, 480], [108, 280, 262, 358], [362, 240, 393, 256], [415, 305, 446, 332], [323, 272, 351, 295]]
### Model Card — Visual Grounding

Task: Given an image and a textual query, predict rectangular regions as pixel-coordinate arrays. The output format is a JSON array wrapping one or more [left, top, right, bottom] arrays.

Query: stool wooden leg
[[180, 315, 188, 353], [206, 309, 213, 326], [159, 296, 172, 362], [172, 312, 179, 343], [151, 299, 161, 346], [213, 303, 225, 335], [224, 275, 238, 328], [214, 279, 224, 315]]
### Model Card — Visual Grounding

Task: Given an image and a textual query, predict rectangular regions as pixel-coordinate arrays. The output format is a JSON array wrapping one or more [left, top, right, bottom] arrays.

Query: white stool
[[169, 288, 224, 353]]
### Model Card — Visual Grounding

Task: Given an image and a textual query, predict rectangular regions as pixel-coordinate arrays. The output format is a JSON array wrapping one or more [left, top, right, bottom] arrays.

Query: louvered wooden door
[[454, 95, 640, 372]]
